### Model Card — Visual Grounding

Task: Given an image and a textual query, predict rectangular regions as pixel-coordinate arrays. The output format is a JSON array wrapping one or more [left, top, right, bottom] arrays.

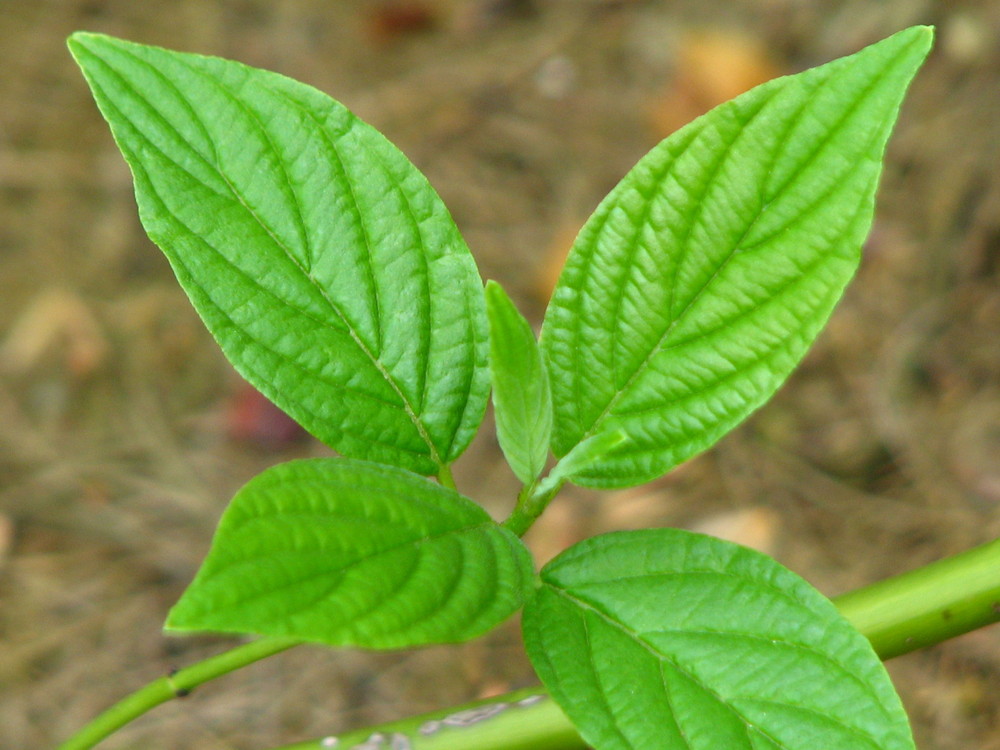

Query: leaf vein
[[579, 87, 781, 446], [550, 585, 883, 746]]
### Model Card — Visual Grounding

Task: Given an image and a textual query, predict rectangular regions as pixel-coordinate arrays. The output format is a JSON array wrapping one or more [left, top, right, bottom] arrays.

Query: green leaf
[[486, 280, 552, 485], [68, 33, 489, 476], [535, 429, 626, 498], [541, 27, 932, 488], [166, 458, 534, 648], [523, 529, 915, 750]]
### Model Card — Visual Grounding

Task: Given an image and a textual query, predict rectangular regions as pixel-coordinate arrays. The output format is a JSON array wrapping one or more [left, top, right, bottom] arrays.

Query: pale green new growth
[[486, 280, 553, 486], [524, 529, 916, 750], [68, 32, 489, 477], [167, 459, 534, 648], [534, 429, 626, 498], [541, 26, 933, 488]]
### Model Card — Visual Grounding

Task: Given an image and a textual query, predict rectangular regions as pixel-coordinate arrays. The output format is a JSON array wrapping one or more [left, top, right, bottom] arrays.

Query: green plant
[[55, 25, 1000, 750]]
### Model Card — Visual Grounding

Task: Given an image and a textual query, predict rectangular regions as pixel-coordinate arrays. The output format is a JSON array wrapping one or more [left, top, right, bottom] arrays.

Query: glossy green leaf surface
[[523, 529, 915, 750], [69, 33, 489, 476], [167, 459, 534, 648], [486, 280, 552, 485], [541, 27, 932, 488]]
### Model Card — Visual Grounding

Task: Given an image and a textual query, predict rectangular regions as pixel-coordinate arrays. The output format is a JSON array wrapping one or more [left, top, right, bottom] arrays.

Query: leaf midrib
[[545, 583, 883, 749], [99, 39, 445, 469], [566, 40, 911, 456], [122, 143, 437, 457], [196, 519, 509, 642], [189, 56, 445, 468]]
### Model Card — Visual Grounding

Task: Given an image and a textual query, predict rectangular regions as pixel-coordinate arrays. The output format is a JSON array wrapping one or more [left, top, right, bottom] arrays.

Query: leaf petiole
[[437, 463, 458, 491], [56, 636, 301, 750]]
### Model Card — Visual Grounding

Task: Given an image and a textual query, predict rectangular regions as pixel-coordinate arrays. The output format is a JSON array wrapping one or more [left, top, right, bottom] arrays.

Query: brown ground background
[[2, 1, 1000, 748]]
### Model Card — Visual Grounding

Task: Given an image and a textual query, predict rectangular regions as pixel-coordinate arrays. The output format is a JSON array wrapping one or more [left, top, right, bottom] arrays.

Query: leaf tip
[[162, 602, 193, 633], [66, 31, 91, 60], [67, 31, 123, 72], [889, 24, 934, 60], [66, 30, 107, 54], [484, 278, 509, 307], [163, 589, 215, 636]]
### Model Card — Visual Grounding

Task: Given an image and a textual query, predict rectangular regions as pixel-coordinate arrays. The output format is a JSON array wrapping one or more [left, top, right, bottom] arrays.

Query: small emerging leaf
[[486, 280, 552, 485], [524, 529, 915, 750], [69, 33, 489, 476], [535, 429, 626, 497], [541, 27, 933, 487], [167, 459, 534, 649]]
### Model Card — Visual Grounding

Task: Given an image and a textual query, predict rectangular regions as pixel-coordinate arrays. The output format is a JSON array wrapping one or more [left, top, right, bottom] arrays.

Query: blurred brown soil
[[2, 1, 1000, 748]]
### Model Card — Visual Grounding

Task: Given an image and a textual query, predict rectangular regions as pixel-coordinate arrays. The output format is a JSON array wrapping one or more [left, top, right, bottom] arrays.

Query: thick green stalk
[[56, 636, 300, 750], [835, 536, 1000, 659], [271, 536, 1000, 750], [273, 688, 579, 750]]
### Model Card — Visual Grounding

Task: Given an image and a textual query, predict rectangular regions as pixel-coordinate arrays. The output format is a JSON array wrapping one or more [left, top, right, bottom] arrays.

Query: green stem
[[504, 430, 628, 537], [269, 536, 1000, 750], [502, 480, 564, 537], [437, 464, 457, 491], [56, 636, 300, 750], [272, 687, 579, 750], [835, 536, 1000, 659]]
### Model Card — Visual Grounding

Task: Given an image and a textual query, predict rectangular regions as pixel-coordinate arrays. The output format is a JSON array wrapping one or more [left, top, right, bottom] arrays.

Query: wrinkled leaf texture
[[542, 27, 932, 488], [524, 529, 915, 750], [167, 459, 534, 648], [69, 33, 489, 476]]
